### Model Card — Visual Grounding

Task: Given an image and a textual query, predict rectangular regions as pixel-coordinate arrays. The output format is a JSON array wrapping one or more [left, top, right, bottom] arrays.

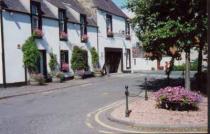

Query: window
[[80, 14, 88, 42], [125, 20, 131, 40], [59, 9, 68, 41], [60, 50, 69, 72], [106, 14, 113, 37], [126, 49, 131, 69], [31, 1, 42, 38]]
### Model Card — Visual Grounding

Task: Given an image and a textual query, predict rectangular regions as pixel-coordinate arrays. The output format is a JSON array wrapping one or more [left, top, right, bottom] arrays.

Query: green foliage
[[22, 36, 40, 73], [127, 0, 207, 59], [90, 47, 99, 69], [71, 46, 86, 71], [49, 53, 58, 72], [173, 59, 198, 71]]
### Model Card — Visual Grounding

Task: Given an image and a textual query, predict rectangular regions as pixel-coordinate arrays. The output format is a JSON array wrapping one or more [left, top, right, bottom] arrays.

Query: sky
[[112, 0, 127, 8]]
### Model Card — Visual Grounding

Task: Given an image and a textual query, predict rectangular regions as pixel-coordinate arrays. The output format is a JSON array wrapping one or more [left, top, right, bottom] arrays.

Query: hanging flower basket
[[107, 28, 114, 37], [60, 31, 68, 41], [33, 28, 43, 38], [81, 34, 88, 42], [125, 34, 131, 40]]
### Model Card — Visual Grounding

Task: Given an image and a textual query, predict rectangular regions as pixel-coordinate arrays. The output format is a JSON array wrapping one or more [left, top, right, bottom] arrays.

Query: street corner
[[85, 99, 143, 134], [107, 96, 208, 134]]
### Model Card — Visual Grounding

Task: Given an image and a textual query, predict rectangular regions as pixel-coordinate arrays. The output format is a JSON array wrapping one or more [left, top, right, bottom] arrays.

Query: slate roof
[[1, 0, 97, 26], [92, 0, 128, 18]]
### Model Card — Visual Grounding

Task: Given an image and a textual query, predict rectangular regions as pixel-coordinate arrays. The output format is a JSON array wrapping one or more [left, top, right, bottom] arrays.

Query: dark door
[[105, 48, 122, 73], [37, 50, 47, 77]]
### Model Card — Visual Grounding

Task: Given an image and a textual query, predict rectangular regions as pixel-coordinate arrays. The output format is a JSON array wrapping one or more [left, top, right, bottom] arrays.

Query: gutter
[[0, 2, 6, 88]]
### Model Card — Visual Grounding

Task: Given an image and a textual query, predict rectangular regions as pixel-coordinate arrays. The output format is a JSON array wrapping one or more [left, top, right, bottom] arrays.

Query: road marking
[[94, 105, 140, 133], [86, 122, 94, 129], [98, 130, 114, 134]]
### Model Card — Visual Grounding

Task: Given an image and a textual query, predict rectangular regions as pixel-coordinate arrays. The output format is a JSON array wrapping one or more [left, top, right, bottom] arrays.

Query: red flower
[[60, 32, 68, 40], [81, 34, 88, 42], [61, 63, 69, 72]]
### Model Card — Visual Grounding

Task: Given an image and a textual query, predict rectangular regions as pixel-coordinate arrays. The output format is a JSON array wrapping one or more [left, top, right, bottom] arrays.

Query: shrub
[[22, 36, 40, 73], [55, 72, 65, 82], [154, 86, 202, 111], [49, 53, 58, 72], [90, 47, 99, 69], [71, 46, 86, 71], [31, 73, 45, 85], [173, 59, 198, 71]]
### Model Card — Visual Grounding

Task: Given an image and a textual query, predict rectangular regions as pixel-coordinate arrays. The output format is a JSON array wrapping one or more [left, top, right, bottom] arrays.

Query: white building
[[77, 0, 133, 73], [0, 0, 99, 87], [0, 0, 133, 87]]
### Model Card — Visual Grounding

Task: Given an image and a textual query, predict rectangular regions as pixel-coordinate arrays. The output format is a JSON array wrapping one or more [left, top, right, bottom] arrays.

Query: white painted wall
[[0, 13, 3, 84], [96, 10, 132, 72], [3, 11, 31, 83]]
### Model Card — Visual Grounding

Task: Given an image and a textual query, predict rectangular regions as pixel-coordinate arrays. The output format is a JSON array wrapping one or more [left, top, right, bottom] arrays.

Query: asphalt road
[[0, 73, 182, 134]]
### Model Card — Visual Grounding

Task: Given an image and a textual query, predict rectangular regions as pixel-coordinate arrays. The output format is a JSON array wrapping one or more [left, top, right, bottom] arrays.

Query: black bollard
[[145, 78, 148, 100], [125, 85, 130, 117]]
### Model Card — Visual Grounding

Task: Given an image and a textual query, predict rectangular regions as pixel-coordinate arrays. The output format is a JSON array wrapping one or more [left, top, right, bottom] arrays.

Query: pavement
[[0, 72, 196, 134]]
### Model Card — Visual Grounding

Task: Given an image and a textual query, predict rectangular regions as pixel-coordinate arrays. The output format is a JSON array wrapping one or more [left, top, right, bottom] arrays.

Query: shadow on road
[[138, 78, 185, 92]]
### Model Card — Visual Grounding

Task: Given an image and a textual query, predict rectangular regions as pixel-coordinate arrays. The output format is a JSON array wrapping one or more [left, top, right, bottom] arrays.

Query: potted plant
[[71, 46, 86, 79], [90, 47, 102, 77], [22, 35, 44, 85], [53, 72, 65, 83], [30, 73, 45, 85]]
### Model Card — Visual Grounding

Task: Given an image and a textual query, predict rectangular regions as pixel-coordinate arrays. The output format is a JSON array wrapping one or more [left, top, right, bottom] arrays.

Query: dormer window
[[31, 1, 43, 38], [80, 14, 88, 43], [106, 14, 113, 37], [125, 20, 131, 40], [59, 9, 68, 41]]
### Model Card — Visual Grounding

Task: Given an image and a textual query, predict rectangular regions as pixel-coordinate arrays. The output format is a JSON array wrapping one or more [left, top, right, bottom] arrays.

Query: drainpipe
[[0, 2, 6, 88]]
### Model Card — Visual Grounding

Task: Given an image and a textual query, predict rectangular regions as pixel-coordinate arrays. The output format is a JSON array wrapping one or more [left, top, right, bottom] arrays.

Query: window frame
[[31, 1, 42, 30], [106, 14, 113, 37], [80, 14, 88, 42], [126, 49, 131, 69], [58, 9, 68, 41]]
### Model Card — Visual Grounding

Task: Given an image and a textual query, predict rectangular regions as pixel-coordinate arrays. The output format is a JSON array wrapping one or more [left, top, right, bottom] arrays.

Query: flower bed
[[154, 86, 202, 111]]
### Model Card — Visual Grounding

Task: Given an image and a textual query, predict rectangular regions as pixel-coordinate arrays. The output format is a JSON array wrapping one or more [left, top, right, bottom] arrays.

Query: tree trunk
[[185, 51, 191, 90], [197, 44, 204, 74]]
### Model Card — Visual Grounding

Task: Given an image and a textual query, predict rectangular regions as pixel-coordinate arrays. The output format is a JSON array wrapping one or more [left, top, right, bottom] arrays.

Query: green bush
[[49, 53, 58, 72], [90, 47, 99, 69], [22, 36, 40, 73], [173, 59, 198, 71], [71, 46, 86, 71]]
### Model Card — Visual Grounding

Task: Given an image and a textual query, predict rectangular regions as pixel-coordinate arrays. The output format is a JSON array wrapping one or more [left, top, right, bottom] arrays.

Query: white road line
[[85, 122, 94, 129], [98, 130, 114, 134]]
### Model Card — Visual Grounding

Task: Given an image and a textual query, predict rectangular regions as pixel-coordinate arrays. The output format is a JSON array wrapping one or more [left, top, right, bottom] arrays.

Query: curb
[[106, 102, 207, 133], [0, 81, 90, 100]]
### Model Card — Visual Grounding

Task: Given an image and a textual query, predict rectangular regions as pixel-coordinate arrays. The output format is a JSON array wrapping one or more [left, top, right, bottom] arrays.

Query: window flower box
[[60, 31, 68, 41], [125, 34, 131, 40], [81, 34, 88, 43], [33, 28, 43, 38], [107, 30, 114, 37], [61, 63, 69, 72]]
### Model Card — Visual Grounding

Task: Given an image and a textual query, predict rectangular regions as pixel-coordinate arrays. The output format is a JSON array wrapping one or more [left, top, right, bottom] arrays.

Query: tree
[[128, 0, 207, 90], [22, 36, 40, 74]]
